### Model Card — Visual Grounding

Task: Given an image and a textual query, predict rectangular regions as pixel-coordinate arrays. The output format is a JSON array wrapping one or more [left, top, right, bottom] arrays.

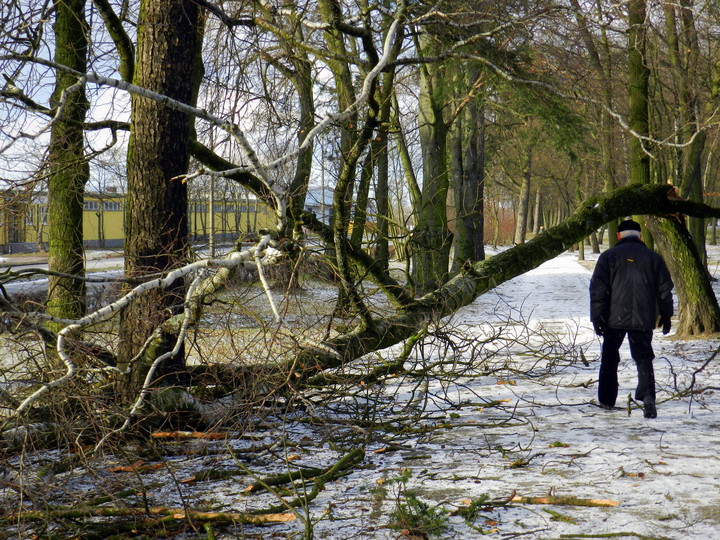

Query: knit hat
[[617, 219, 641, 233]]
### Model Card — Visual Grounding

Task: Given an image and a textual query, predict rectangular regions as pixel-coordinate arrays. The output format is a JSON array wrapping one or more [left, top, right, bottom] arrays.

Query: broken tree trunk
[[294, 183, 720, 378]]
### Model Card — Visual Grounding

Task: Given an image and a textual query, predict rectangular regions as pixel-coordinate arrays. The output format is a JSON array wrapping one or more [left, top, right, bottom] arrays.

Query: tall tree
[[46, 0, 89, 322], [665, 0, 707, 262], [118, 0, 205, 391], [570, 0, 620, 245], [514, 144, 533, 245], [626, 0, 720, 334], [627, 0, 650, 187], [261, 3, 316, 241], [412, 29, 451, 293], [450, 66, 486, 269]]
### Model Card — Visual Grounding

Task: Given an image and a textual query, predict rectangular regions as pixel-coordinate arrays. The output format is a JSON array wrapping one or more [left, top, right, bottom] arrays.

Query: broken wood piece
[[2, 506, 295, 525], [511, 495, 620, 507], [151, 431, 227, 440], [108, 461, 164, 473]]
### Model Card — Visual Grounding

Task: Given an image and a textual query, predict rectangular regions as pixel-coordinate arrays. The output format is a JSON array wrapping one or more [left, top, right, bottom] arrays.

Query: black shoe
[[599, 401, 614, 410], [643, 397, 657, 419]]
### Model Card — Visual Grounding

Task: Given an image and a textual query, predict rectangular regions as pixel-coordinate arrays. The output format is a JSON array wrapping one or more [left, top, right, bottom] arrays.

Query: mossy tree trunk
[[646, 216, 720, 335], [119, 0, 204, 393], [627, 0, 650, 187], [350, 44, 400, 267], [665, 0, 708, 263], [317, 0, 360, 314], [374, 113, 391, 271], [47, 0, 89, 323], [412, 31, 451, 294], [268, 3, 315, 241]]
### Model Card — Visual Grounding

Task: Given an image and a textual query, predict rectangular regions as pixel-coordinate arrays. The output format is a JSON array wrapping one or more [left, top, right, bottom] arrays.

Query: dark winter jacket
[[590, 236, 674, 331]]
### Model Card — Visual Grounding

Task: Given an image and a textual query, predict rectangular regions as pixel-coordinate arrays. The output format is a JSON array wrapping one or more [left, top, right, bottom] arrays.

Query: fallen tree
[[292, 182, 720, 378], [3, 183, 720, 424]]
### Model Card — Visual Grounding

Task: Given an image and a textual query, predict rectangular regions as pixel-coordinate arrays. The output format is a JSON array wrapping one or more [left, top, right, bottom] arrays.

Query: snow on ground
[[311, 251, 720, 539], [4, 248, 720, 539], [289, 250, 720, 538]]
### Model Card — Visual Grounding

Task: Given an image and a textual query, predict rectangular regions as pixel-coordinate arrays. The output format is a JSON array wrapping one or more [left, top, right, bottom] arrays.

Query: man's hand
[[593, 322, 605, 336], [660, 316, 671, 335]]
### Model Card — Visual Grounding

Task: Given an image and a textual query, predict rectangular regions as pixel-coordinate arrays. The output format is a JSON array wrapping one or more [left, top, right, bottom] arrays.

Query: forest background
[[3, 0, 720, 537]]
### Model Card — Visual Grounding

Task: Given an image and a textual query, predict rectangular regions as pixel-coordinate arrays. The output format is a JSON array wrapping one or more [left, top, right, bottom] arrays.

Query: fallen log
[[151, 430, 227, 440], [294, 183, 720, 378], [1, 505, 296, 525], [511, 495, 620, 507], [244, 465, 326, 493]]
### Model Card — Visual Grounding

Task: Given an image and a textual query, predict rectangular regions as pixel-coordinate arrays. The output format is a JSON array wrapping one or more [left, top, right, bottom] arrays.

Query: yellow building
[[0, 190, 275, 254]]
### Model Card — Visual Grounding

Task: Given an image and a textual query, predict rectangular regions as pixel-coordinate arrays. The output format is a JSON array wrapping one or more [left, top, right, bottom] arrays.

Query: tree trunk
[[514, 146, 532, 244], [571, 0, 618, 245], [412, 32, 451, 293], [361, 49, 399, 271], [451, 69, 485, 271], [646, 216, 720, 335], [350, 142, 374, 249], [119, 0, 204, 392], [375, 119, 390, 270], [628, 0, 650, 187], [317, 0, 360, 314], [47, 0, 89, 323], [392, 92, 421, 213], [666, 0, 708, 264], [533, 188, 542, 234], [273, 4, 315, 241]]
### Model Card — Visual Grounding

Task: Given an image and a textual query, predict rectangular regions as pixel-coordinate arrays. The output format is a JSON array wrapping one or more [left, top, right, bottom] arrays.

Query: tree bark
[[646, 216, 720, 335], [266, 4, 316, 241], [665, 0, 708, 263], [317, 0, 361, 314], [412, 32, 451, 293], [47, 0, 89, 323], [628, 0, 650, 187], [451, 68, 485, 270], [514, 146, 532, 245], [570, 0, 619, 245], [119, 0, 204, 391]]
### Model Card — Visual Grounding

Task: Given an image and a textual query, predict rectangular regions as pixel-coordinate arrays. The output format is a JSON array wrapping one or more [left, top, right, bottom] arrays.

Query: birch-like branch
[[212, 12, 406, 178], [12, 235, 281, 416], [94, 274, 206, 449]]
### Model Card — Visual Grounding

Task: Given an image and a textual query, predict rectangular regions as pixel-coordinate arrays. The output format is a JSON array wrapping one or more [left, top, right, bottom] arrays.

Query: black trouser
[[598, 328, 655, 408]]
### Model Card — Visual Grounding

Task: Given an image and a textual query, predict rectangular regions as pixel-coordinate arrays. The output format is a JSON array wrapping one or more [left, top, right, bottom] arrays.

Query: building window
[[84, 201, 99, 211], [103, 201, 122, 211], [39, 206, 48, 225]]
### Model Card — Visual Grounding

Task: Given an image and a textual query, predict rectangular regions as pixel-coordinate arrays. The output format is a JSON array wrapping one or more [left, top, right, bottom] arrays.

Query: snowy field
[[3, 248, 720, 539]]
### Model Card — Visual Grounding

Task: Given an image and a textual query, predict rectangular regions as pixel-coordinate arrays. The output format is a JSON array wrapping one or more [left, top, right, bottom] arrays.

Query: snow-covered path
[[323, 251, 720, 539]]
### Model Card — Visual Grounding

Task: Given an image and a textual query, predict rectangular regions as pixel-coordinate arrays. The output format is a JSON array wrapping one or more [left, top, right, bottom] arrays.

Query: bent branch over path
[[293, 183, 720, 378]]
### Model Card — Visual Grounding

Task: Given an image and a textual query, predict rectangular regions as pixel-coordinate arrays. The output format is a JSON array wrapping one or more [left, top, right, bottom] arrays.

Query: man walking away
[[589, 219, 674, 418]]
